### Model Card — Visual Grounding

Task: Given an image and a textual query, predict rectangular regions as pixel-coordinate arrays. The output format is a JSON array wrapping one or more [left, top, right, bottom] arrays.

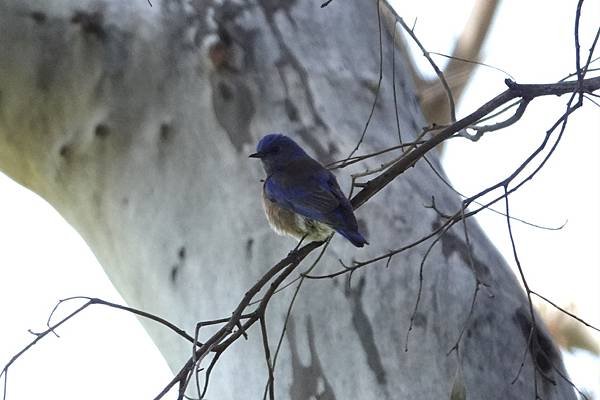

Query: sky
[[0, 0, 598, 399]]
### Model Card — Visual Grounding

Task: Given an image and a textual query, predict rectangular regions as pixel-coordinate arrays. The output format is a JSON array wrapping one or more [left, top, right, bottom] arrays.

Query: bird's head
[[249, 134, 308, 173]]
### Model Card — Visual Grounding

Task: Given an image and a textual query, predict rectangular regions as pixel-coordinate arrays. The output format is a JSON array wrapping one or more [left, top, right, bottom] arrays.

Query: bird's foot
[[288, 234, 308, 257]]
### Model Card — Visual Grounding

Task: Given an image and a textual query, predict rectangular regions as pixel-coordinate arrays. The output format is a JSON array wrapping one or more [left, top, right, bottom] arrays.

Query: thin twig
[[259, 316, 275, 400], [429, 51, 516, 81], [262, 239, 331, 400], [153, 241, 324, 399], [392, 20, 404, 147], [391, 7, 456, 122], [446, 205, 485, 356], [327, 140, 426, 170], [503, 186, 539, 395], [422, 156, 566, 232], [405, 222, 453, 351], [531, 291, 600, 332], [460, 99, 530, 141], [343, 0, 383, 161]]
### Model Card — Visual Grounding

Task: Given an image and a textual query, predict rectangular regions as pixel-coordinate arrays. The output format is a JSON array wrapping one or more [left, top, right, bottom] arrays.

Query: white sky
[[0, 1, 598, 399]]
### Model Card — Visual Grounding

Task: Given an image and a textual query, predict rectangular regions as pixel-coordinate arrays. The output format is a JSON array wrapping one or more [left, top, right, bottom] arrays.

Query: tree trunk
[[0, 0, 575, 398]]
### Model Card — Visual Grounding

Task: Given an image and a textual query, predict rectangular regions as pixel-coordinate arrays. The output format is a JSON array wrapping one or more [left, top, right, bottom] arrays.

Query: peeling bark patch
[[287, 317, 337, 400], [95, 123, 110, 138], [159, 123, 172, 143], [209, 39, 232, 71], [170, 265, 180, 282], [261, 6, 330, 157], [29, 11, 47, 24], [434, 220, 490, 278], [284, 98, 299, 121], [513, 307, 557, 374], [344, 276, 387, 385], [209, 42, 226, 70], [157, 123, 174, 165], [170, 246, 187, 283], [245, 238, 254, 259], [71, 11, 106, 40], [218, 82, 233, 101], [210, 5, 259, 70], [59, 144, 71, 159], [210, 73, 255, 152], [207, 27, 244, 72]]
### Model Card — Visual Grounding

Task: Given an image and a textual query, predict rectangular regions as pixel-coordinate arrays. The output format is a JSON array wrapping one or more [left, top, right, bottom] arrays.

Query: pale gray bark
[[0, 0, 576, 399]]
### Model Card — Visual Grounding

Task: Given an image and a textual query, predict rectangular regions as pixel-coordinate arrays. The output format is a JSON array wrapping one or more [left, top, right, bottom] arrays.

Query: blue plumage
[[250, 134, 368, 247]]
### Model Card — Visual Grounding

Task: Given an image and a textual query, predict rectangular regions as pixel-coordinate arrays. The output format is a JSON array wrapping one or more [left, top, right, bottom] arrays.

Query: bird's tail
[[337, 228, 369, 247]]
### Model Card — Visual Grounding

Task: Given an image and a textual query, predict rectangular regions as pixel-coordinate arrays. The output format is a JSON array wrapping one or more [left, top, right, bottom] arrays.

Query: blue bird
[[249, 134, 368, 247]]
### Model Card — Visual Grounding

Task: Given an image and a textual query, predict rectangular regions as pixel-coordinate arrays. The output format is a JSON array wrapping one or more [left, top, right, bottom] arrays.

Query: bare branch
[[531, 291, 600, 333], [350, 76, 600, 210], [459, 99, 530, 141], [259, 316, 275, 400], [429, 51, 515, 81]]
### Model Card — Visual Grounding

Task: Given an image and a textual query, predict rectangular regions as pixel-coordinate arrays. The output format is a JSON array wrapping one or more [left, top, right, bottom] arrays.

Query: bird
[[249, 133, 368, 247]]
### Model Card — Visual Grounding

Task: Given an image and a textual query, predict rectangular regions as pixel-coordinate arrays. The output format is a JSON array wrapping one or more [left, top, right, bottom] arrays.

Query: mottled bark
[[0, 0, 575, 399]]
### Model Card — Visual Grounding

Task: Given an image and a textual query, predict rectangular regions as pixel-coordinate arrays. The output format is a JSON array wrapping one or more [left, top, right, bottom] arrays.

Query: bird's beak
[[249, 152, 263, 159]]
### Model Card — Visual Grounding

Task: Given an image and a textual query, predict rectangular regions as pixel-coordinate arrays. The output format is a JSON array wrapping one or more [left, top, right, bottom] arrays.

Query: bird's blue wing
[[264, 169, 341, 222]]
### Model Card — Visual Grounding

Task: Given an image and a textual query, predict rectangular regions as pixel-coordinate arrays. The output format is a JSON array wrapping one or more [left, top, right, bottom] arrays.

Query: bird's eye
[[271, 145, 280, 154]]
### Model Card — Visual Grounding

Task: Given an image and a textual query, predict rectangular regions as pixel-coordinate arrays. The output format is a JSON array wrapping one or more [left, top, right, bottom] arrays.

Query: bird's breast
[[262, 192, 332, 242]]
